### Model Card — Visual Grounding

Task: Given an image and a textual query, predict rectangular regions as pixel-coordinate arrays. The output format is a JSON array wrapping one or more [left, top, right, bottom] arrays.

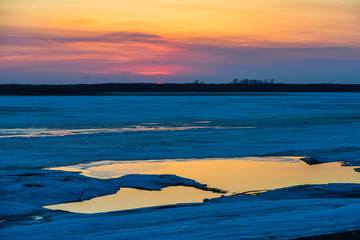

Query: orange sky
[[1, 0, 359, 83]]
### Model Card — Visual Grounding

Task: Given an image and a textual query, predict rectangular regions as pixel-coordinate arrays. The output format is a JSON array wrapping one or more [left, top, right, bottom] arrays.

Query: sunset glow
[[1, 0, 359, 83]]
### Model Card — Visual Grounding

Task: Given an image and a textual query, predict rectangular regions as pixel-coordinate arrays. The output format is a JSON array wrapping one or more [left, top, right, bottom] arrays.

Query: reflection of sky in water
[[0, 125, 255, 138], [51, 157, 360, 193], [47, 157, 360, 213], [46, 186, 220, 214]]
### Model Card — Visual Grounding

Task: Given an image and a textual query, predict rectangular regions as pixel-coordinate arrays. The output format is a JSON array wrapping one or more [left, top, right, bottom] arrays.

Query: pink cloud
[[1, 25, 359, 83]]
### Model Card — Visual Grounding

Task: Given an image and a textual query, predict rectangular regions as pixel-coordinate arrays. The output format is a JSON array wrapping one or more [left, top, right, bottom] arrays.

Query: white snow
[[1, 93, 360, 238], [1, 191, 360, 240], [1, 161, 360, 239], [0, 169, 207, 218]]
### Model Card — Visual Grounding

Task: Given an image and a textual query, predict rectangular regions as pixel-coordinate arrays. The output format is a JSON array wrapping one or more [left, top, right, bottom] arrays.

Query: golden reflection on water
[[56, 157, 360, 193], [47, 157, 360, 213], [46, 186, 220, 214], [147, 160, 360, 193]]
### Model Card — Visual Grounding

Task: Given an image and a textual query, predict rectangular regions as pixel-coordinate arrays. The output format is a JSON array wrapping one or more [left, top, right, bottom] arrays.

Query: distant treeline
[[1, 83, 360, 95], [229, 78, 274, 84]]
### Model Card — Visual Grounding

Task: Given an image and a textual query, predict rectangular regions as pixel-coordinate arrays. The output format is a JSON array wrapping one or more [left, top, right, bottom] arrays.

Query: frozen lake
[[1, 92, 360, 168], [1, 92, 360, 239]]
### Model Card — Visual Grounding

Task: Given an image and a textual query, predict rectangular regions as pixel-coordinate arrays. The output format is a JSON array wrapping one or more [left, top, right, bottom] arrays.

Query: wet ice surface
[[1, 93, 360, 168], [45, 157, 360, 213], [1, 93, 360, 239], [2, 184, 360, 240], [0, 171, 207, 217], [2, 163, 360, 239], [0, 126, 255, 138]]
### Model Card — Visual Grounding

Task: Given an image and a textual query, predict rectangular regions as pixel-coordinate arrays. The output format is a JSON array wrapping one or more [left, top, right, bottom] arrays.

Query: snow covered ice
[[1, 93, 360, 239]]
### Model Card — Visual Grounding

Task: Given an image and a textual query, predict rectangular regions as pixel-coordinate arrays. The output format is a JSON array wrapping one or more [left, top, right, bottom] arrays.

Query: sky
[[0, 0, 359, 84]]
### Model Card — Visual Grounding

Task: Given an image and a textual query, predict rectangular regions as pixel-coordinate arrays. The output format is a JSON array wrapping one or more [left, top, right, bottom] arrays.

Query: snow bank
[[1, 196, 360, 240], [0, 169, 207, 217]]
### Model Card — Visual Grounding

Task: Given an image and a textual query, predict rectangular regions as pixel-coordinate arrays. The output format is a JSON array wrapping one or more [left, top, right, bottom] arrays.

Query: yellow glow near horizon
[[1, 0, 359, 81], [1, 0, 360, 45]]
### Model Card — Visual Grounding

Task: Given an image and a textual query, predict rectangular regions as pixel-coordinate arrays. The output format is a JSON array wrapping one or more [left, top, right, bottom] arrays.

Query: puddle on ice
[[46, 156, 360, 213], [46, 186, 220, 214]]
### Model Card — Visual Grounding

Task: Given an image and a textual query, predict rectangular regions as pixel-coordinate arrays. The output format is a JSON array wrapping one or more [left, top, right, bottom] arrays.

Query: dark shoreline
[[1, 83, 360, 95], [294, 230, 360, 240]]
